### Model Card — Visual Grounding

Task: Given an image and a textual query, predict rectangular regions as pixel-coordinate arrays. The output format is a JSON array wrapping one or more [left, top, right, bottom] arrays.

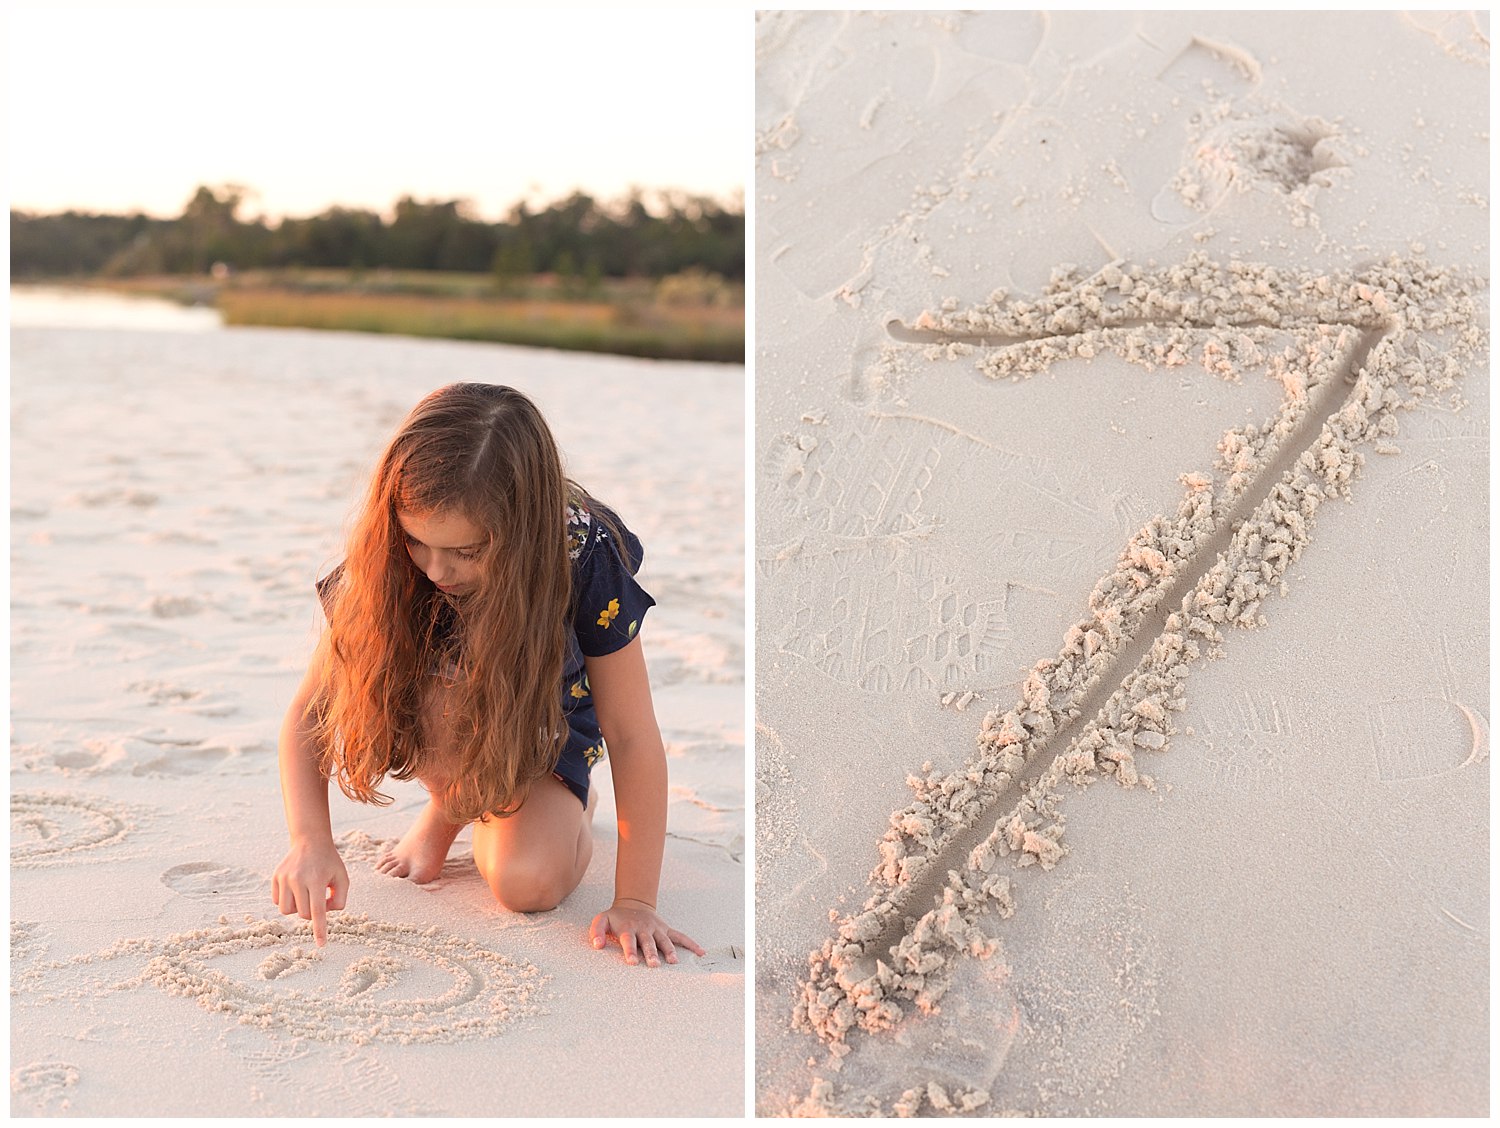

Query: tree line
[[11, 185, 745, 282]]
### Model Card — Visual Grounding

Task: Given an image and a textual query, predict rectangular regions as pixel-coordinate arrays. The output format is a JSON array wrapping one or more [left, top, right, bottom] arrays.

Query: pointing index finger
[[311, 887, 328, 947]]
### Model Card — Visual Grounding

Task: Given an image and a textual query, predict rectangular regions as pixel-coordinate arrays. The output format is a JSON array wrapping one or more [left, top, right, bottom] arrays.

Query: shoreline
[[10, 276, 746, 364]]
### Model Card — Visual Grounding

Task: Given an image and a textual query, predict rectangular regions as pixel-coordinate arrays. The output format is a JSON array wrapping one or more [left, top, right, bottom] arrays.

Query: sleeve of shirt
[[314, 563, 344, 623], [571, 508, 656, 658]]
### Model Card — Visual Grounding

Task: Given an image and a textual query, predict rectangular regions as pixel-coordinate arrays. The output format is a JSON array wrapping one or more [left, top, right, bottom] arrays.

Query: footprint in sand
[[113, 917, 546, 1045], [665, 736, 743, 762], [130, 741, 244, 777], [235, 1040, 436, 1117], [1368, 696, 1489, 782], [161, 861, 266, 900], [126, 680, 204, 706], [1147, 36, 1346, 227], [18, 736, 257, 778], [10, 1062, 81, 1115], [43, 742, 130, 775], [763, 542, 1011, 695], [147, 595, 207, 619], [142, 530, 217, 547], [62, 487, 158, 509]]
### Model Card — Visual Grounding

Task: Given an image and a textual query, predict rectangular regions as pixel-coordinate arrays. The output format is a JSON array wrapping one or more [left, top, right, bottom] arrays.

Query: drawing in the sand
[[11, 792, 137, 868], [29, 916, 547, 1047], [785, 255, 1485, 1114]]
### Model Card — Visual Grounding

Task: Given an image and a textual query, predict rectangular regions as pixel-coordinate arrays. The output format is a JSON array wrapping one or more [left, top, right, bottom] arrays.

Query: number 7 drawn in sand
[[791, 257, 1484, 1107]]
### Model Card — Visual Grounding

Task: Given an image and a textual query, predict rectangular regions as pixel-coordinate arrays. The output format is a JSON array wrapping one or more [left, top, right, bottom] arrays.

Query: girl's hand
[[271, 838, 349, 946], [589, 898, 706, 967]]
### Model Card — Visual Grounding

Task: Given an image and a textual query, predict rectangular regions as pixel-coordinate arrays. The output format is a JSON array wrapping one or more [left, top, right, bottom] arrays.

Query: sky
[[7, 5, 748, 222]]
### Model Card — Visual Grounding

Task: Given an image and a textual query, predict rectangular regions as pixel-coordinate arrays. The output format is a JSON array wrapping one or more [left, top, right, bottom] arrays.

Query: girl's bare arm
[[270, 636, 349, 945], [585, 635, 705, 965]]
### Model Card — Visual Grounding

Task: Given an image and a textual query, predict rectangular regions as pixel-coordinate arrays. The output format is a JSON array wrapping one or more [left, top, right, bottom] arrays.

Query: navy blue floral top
[[316, 500, 655, 806]]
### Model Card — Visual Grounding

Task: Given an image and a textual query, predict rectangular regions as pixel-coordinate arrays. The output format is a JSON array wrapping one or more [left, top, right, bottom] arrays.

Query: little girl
[[271, 382, 703, 968]]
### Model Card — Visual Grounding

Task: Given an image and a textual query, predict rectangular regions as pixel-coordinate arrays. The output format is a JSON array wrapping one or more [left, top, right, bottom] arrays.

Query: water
[[10, 284, 223, 331]]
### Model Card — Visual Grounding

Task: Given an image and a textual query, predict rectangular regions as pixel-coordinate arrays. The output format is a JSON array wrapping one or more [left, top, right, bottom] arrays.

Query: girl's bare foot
[[375, 796, 464, 884]]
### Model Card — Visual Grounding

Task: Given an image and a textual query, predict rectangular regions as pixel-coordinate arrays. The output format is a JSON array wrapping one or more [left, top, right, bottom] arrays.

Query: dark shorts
[[552, 745, 595, 807]]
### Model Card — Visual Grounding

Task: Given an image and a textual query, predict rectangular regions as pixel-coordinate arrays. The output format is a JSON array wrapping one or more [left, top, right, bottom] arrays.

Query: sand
[[755, 10, 1487, 1117], [10, 317, 745, 1116]]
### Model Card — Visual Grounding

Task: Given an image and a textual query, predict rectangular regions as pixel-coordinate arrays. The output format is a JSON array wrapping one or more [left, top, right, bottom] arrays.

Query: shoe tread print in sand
[[763, 404, 1018, 697], [788, 255, 1486, 1116]]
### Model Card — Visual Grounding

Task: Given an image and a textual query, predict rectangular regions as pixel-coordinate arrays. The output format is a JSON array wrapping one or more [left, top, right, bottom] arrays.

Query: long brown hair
[[314, 383, 580, 822]]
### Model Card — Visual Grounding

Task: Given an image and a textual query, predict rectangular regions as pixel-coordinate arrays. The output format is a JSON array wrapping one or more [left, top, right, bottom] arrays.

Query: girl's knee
[[480, 855, 575, 913]]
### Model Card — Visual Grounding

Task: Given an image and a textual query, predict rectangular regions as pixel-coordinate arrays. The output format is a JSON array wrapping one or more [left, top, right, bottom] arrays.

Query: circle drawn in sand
[[11, 792, 132, 867], [138, 916, 546, 1044], [161, 861, 265, 899]]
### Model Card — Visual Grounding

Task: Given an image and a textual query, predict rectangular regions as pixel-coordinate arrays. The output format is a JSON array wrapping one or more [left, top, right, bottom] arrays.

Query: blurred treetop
[[11, 184, 744, 281]]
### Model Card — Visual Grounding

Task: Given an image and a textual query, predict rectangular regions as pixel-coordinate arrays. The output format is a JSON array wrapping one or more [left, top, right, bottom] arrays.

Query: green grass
[[81, 272, 745, 364]]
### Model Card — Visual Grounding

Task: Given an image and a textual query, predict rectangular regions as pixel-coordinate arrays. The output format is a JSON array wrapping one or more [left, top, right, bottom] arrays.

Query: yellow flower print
[[569, 679, 588, 699], [584, 742, 607, 767], [596, 598, 620, 629]]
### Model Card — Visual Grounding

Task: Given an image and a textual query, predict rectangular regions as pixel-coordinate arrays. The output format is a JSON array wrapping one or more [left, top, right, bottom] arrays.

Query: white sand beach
[[10, 317, 745, 1116], [754, 10, 1487, 1117]]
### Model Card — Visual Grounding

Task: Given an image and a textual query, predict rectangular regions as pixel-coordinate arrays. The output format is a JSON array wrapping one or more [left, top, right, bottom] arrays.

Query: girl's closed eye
[[401, 531, 478, 559]]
